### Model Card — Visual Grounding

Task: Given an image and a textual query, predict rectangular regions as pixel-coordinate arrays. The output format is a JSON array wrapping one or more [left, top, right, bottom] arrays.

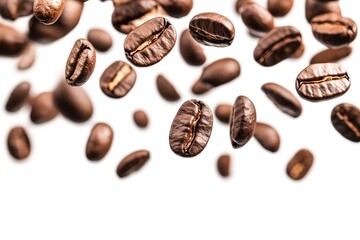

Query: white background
[[1, 0, 360, 239]]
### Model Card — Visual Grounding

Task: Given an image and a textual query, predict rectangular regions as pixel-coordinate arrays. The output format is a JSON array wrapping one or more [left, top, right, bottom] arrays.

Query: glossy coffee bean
[[7, 126, 31, 160], [217, 154, 231, 177], [87, 28, 113, 52], [189, 12, 235, 47], [169, 99, 213, 157], [230, 96, 256, 148], [0, 0, 33, 20], [5, 81, 31, 112], [191, 80, 212, 95], [296, 63, 350, 101], [116, 150, 150, 178], [286, 149, 314, 180], [235, 0, 252, 12], [331, 103, 360, 142], [156, 74, 180, 102], [214, 103, 232, 124], [253, 122, 280, 152], [267, 0, 293, 17], [17, 43, 36, 70], [179, 29, 206, 66], [310, 46, 352, 64], [124, 17, 176, 67], [133, 110, 149, 128], [305, 0, 341, 23], [155, 0, 192, 18], [30, 92, 58, 124], [0, 23, 28, 56], [100, 61, 136, 98], [86, 123, 113, 161], [33, 0, 65, 25]]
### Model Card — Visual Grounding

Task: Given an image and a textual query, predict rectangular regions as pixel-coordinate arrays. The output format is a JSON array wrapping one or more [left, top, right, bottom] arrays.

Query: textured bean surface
[[331, 103, 360, 142], [116, 150, 150, 178]]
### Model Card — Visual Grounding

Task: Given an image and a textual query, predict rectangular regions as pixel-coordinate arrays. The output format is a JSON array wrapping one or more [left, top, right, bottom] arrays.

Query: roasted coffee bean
[[189, 12, 235, 47], [7, 126, 31, 160], [286, 149, 314, 180], [311, 13, 357, 48], [87, 28, 113, 52], [305, 0, 341, 23], [53, 80, 93, 123], [100, 61, 136, 98], [0, 23, 28, 56], [124, 17, 176, 67], [86, 123, 113, 161], [155, 0, 192, 18], [296, 63, 350, 101], [0, 0, 33, 20], [331, 103, 360, 142], [191, 80, 212, 95], [267, 0, 293, 17], [179, 29, 206, 66], [261, 82, 302, 118], [230, 96, 256, 149], [235, 0, 252, 12], [156, 74, 180, 102], [217, 154, 231, 177], [30, 92, 58, 124], [310, 46, 352, 64], [239, 1, 274, 37], [133, 109, 149, 128], [290, 42, 305, 59], [254, 26, 302, 67], [5, 81, 31, 112], [169, 99, 213, 157], [33, 0, 65, 25], [254, 122, 280, 152], [17, 43, 36, 70], [214, 104, 232, 124], [116, 150, 150, 178]]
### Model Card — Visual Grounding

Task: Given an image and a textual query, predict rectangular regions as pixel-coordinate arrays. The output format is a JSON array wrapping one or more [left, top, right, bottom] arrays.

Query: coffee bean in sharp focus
[[7, 126, 31, 160], [214, 103, 232, 124], [33, 0, 65, 25], [230, 96, 256, 149], [267, 0, 293, 17], [331, 103, 360, 142], [5, 81, 31, 113], [0, 23, 28, 56], [30, 92, 58, 124], [286, 149, 314, 181], [86, 123, 113, 161], [179, 29, 206, 66], [65, 38, 96, 87], [17, 43, 36, 70], [169, 99, 213, 157], [0, 0, 33, 20], [133, 110, 149, 128], [310, 46, 352, 64], [305, 0, 341, 23], [189, 12, 235, 47], [100, 61, 136, 98], [261, 82, 302, 118], [311, 13, 358, 49], [156, 74, 180, 102], [217, 154, 231, 177], [254, 26, 302, 67], [116, 150, 150, 178], [254, 122, 280, 152], [87, 28, 113, 52], [155, 0, 193, 18], [296, 63, 350, 102], [124, 17, 176, 67]]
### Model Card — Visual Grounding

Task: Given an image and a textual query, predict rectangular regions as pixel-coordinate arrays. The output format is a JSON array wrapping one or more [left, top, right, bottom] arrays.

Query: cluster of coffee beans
[[1, 0, 358, 182]]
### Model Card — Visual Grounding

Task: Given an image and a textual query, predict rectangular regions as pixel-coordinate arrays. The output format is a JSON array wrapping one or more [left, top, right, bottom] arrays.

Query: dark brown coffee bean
[[311, 13, 357, 49], [169, 99, 213, 157], [124, 17, 176, 67], [179, 29, 206, 66], [87, 28, 113, 52], [86, 123, 113, 161], [267, 0, 293, 17], [156, 74, 180, 102], [296, 63, 350, 101], [239, 1, 274, 37], [254, 122, 280, 152], [261, 82, 302, 118], [33, 0, 65, 25], [7, 126, 31, 160], [116, 150, 150, 178], [5, 81, 31, 112], [0, 0, 33, 20], [100, 61, 136, 98], [305, 0, 341, 23], [290, 42, 305, 59], [155, 0, 192, 18], [217, 154, 231, 177], [254, 26, 302, 67], [53, 80, 93, 123], [191, 80, 212, 95], [17, 42, 36, 70], [133, 109, 149, 128], [214, 103, 232, 124], [286, 149, 314, 180], [331, 103, 360, 142], [30, 92, 58, 124], [235, 0, 252, 12], [0, 23, 28, 56], [310, 46, 352, 64], [189, 12, 235, 47], [230, 95, 256, 149]]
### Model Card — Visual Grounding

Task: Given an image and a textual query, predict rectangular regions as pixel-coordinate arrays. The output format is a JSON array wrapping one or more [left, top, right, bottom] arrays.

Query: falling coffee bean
[[0, 23, 28, 56], [286, 149, 314, 180], [7, 126, 31, 160], [87, 28, 113, 52], [30, 92, 58, 124], [310, 46, 352, 64], [305, 0, 341, 23], [253, 122, 280, 152], [33, 0, 65, 25], [214, 103, 232, 124], [217, 154, 231, 177], [86, 123, 113, 161], [331, 103, 360, 142], [156, 74, 180, 102], [0, 0, 33, 20], [179, 29, 206, 66], [5, 81, 31, 113], [17, 43, 36, 70], [116, 150, 150, 178], [133, 109, 149, 128], [267, 0, 293, 17], [155, 0, 193, 18]]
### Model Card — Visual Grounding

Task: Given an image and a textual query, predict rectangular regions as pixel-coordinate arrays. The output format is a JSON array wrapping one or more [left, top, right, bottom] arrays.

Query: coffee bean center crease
[[184, 101, 202, 154]]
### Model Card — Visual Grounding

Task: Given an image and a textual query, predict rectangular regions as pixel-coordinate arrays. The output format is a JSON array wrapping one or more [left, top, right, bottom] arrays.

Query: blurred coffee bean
[[30, 92, 59, 124], [253, 122, 280, 152], [267, 0, 293, 17], [0, 23, 28, 56], [7, 126, 31, 160], [0, 0, 33, 20], [214, 104, 232, 124], [133, 110, 149, 128], [286, 149, 314, 180], [155, 0, 193, 18], [179, 29, 206, 66], [5, 81, 31, 113], [217, 154, 231, 177], [86, 123, 113, 161], [305, 0, 341, 23], [156, 74, 180, 102], [310, 46, 352, 64], [87, 28, 113, 52], [17, 43, 36, 70], [33, 0, 65, 25]]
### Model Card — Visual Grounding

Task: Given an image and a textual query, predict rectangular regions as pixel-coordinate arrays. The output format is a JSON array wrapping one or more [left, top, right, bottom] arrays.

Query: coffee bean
[[0, 0, 33, 20], [7, 126, 31, 160], [230, 96, 256, 149], [254, 122, 280, 152], [286, 149, 314, 180], [169, 99, 213, 157], [65, 38, 96, 87], [235, 0, 252, 12], [0, 23, 28, 56], [254, 26, 302, 67], [296, 63, 350, 101], [116, 150, 150, 178], [311, 13, 357, 48], [86, 123, 113, 161], [124, 17, 176, 67], [267, 0, 293, 17], [217, 154, 231, 177], [30, 92, 58, 124], [239, 1, 274, 37], [5, 81, 31, 112], [133, 109, 149, 128], [53, 80, 93, 123], [305, 0, 341, 23], [156, 74, 180, 102], [33, 0, 65, 25], [290, 42, 305, 59], [87, 28, 113, 52], [100, 61, 136, 98], [261, 82, 302, 118], [17, 42, 36, 70], [179, 29, 206, 66], [331, 103, 360, 142], [191, 80, 212, 95], [155, 0, 193, 18], [214, 103, 232, 124], [189, 12, 235, 47], [310, 46, 352, 64]]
